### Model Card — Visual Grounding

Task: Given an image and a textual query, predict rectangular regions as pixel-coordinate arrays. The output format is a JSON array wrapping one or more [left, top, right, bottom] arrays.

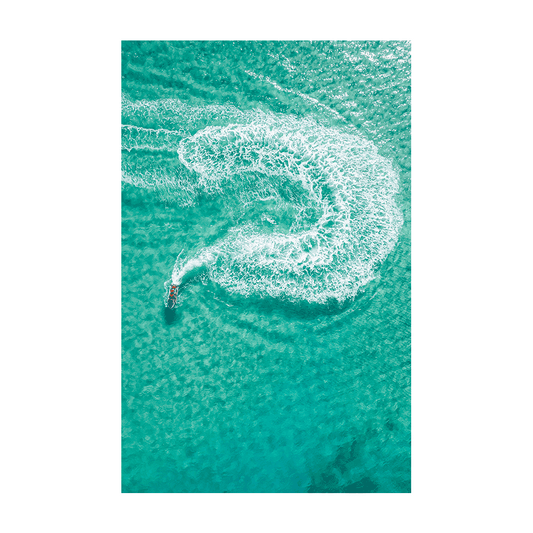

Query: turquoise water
[[122, 41, 410, 493]]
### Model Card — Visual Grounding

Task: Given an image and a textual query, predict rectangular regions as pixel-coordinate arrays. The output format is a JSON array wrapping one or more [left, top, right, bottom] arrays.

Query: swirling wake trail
[[121, 96, 403, 305]]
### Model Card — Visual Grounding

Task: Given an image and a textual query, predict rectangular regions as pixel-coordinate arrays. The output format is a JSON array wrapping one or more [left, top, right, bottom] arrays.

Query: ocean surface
[[121, 41, 411, 493]]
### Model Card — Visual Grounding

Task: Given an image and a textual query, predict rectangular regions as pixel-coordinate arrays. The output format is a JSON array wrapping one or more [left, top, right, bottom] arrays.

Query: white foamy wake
[[122, 96, 403, 304]]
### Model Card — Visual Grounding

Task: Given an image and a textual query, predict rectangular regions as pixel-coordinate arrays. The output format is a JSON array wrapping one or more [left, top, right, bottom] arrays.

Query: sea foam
[[122, 96, 403, 304]]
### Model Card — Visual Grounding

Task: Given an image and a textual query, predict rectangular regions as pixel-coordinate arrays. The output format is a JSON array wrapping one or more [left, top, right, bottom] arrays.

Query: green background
[[2, 1, 531, 531]]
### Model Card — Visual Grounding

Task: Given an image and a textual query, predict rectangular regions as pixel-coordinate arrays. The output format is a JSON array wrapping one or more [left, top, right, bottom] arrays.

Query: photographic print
[[122, 41, 411, 493], [121, 40, 411, 493]]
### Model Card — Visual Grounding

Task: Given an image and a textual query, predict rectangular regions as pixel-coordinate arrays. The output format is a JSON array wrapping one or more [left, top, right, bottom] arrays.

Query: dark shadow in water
[[163, 306, 178, 325], [341, 477, 379, 493], [306, 422, 410, 493], [307, 437, 381, 493]]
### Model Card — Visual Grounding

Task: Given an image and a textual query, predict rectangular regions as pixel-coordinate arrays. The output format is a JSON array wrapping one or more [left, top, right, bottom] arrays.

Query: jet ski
[[166, 284, 179, 309]]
